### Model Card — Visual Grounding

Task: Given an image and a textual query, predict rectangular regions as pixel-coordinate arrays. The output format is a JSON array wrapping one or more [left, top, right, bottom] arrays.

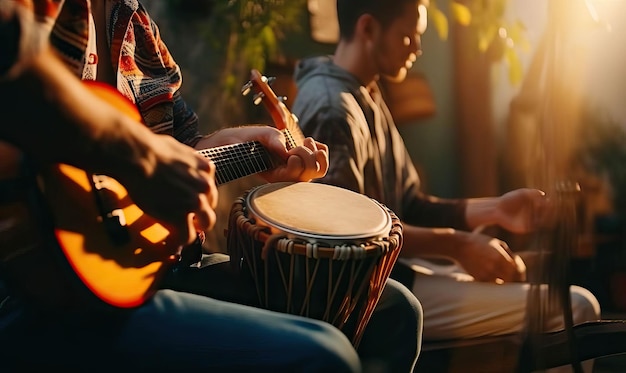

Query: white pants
[[401, 258, 601, 372], [401, 257, 601, 341]]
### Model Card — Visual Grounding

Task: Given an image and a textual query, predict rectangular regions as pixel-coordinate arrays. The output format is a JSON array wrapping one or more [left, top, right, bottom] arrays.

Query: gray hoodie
[[292, 56, 467, 228]]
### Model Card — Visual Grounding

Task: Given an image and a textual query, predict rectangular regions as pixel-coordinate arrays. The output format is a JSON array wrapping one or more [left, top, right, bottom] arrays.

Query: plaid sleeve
[[147, 15, 202, 146]]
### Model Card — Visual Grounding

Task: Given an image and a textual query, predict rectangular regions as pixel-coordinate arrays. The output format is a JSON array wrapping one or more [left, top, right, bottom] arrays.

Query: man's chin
[[382, 68, 408, 83]]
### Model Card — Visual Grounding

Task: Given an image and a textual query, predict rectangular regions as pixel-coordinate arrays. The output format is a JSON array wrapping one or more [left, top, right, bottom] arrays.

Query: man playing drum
[[291, 0, 600, 370]]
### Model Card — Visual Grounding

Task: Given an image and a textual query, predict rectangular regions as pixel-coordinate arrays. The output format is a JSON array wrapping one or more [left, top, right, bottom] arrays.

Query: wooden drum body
[[227, 182, 403, 347]]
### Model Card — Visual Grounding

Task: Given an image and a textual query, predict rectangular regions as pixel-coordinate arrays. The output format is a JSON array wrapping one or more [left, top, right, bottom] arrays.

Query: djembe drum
[[227, 182, 403, 347]]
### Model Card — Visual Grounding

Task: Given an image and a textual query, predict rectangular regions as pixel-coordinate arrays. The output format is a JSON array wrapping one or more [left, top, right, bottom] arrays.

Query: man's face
[[372, 2, 427, 82]]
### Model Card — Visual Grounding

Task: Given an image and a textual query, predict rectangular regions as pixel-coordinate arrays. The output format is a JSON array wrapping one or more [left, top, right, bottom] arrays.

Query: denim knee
[[570, 285, 601, 323], [294, 317, 362, 373], [358, 279, 423, 372], [383, 279, 423, 355]]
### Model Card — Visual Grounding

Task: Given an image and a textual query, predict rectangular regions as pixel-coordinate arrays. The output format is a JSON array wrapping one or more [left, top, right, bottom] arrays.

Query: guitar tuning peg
[[241, 81, 253, 96], [278, 96, 288, 103], [253, 92, 265, 105], [266, 76, 276, 85]]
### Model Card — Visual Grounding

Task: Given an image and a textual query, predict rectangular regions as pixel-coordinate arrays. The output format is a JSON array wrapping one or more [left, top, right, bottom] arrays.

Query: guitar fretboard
[[197, 141, 273, 185]]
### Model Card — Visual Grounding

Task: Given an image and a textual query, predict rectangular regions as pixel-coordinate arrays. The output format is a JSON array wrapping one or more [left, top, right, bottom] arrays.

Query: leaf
[[261, 25, 278, 57], [504, 47, 523, 85], [477, 26, 497, 53], [429, 4, 450, 40], [450, 2, 471, 26], [509, 20, 531, 52]]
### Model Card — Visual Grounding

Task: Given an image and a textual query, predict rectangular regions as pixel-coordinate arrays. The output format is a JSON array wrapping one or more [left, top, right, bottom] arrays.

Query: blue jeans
[[0, 254, 422, 372]]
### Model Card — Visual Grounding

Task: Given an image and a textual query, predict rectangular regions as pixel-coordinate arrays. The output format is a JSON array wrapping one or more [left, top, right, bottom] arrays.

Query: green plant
[[427, 0, 530, 84], [168, 0, 307, 118], [202, 0, 305, 99]]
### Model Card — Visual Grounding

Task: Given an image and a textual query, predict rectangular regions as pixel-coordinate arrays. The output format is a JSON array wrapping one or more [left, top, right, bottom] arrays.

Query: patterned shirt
[[0, 0, 204, 312], [1, 0, 202, 146]]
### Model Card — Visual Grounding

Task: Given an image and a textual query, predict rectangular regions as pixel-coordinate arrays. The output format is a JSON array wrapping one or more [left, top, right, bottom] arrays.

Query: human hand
[[261, 136, 329, 182], [456, 231, 526, 283], [198, 126, 328, 182], [117, 134, 218, 246], [495, 188, 550, 234]]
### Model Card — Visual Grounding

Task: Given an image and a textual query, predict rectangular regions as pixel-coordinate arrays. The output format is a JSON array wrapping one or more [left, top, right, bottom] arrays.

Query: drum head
[[246, 182, 392, 244]]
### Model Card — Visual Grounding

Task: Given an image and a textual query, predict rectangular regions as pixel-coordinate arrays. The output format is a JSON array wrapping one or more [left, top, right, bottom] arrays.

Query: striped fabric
[[4, 0, 202, 146]]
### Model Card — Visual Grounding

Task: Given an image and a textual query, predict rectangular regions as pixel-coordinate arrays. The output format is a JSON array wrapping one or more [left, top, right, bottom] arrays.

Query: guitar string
[[197, 141, 273, 185]]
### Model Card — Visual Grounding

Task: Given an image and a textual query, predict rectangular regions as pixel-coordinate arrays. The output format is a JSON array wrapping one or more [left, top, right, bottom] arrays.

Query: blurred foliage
[[167, 0, 306, 112], [576, 106, 626, 216], [164, 0, 530, 106], [426, 0, 531, 85]]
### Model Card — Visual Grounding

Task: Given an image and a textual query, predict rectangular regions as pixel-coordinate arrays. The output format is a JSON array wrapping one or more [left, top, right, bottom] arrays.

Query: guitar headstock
[[242, 69, 305, 150]]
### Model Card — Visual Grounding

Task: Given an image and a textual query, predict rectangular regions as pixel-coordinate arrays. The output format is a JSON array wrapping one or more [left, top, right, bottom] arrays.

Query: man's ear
[[354, 13, 380, 41]]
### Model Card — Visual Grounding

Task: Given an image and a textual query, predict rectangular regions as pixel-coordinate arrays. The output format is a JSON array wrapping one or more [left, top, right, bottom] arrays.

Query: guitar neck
[[197, 141, 273, 186]]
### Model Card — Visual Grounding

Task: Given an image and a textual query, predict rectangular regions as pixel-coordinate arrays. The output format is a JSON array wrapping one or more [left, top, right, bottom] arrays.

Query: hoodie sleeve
[[301, 106, 366, 194], [403, 187, 469, 230]]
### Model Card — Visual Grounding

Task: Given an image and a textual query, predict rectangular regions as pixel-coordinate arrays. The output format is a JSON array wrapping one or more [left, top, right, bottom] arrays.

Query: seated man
[[291, 0, 600, 367]]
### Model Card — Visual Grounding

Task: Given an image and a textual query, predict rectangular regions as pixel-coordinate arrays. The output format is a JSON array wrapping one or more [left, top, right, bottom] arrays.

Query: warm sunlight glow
[[573, 0, 615, 32], [584, 0, 600, 23], [140, 224, 170, 244], [496, 0, 624, 192]]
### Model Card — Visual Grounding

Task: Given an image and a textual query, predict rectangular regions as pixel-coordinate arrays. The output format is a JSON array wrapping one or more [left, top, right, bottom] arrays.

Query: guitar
[[0, 69, 305, 310]]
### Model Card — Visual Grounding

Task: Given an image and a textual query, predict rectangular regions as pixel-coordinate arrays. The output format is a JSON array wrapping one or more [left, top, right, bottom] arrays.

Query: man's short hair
[[336, 0, 423, 40]]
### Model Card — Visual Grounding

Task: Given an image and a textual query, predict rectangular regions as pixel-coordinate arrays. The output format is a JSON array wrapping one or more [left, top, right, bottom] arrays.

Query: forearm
[[1, 48, 158, 179], [464, 197, 500, 230], [399, 223, 472, 260], [403, 192, 469, 230], [399, 221, 526, 282]]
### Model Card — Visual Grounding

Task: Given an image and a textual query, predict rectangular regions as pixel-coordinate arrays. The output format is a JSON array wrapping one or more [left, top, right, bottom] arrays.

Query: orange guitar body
[[0, 71, 302, 310], [0, 81, 180, 310], [47, 82, 181, 308]]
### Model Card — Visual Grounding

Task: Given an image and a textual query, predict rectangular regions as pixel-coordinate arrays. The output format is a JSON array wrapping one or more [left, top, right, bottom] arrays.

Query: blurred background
[[142, 0, 626, 315]]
